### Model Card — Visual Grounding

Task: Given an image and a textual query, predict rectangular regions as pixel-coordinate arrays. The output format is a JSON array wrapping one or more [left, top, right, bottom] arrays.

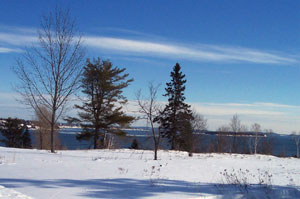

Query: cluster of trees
[[137, 63, 197, 159], [10, 7, 197, 160], [199, 115, 274, 155], [4, 7, 300, 160], [0, 118, 31, 148]]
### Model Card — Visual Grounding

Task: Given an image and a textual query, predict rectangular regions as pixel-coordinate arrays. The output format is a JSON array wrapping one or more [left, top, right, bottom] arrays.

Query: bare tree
[[230, 114, 241, 132], [229, 114, 242, 153], [251, 123, 261, 154], [217, 125, 231, 132], [14, 7, 85, 152], [216, 125, 231, 153], [292, 132, 300, 158], [191, 111, 208, 132], [34, 105, 61, 150], [191, 111, 207, 153], [247, 134, 254, 154], [136, 82, 161, 160]]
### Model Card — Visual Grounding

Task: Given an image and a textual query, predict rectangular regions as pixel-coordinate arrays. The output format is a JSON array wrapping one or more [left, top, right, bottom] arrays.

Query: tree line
[[1, 7, 300, 160], [6, 7, 197, 159]]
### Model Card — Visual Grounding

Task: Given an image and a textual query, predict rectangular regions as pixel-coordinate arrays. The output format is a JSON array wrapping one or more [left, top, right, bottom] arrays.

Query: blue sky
[[1, 0, 300, 133]]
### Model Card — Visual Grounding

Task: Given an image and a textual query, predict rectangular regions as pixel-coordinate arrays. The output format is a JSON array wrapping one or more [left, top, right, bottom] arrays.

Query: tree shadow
[[0, 178, 299, 199]]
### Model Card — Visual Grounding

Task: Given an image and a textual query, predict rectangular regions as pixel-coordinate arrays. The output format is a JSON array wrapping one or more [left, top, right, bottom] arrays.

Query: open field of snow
[[0, 147, 300, 199]]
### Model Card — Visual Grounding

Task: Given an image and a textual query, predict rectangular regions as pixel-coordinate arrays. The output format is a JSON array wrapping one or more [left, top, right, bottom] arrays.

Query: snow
[[0, 147, 299, 198], [0, 185, 32, 199]]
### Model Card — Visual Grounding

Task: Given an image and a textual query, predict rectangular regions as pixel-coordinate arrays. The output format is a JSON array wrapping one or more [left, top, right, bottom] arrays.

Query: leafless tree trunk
[[251, 123, 261, 154], [229, 114, 247, 153], [191, 111, 208, 132], [229, 114, 241, 153], [136, 82, 161, 160], [107, 134, 114, 149], [292, 132, 300, 158], [13, 7, 85, 153]]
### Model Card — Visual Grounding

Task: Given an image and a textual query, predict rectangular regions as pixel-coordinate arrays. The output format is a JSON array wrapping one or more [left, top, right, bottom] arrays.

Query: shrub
[[130, 138, 139, 149]]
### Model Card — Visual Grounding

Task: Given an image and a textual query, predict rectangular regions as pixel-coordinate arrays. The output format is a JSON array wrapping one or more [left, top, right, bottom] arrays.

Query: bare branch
[[136, 82, 162, 160], [13, 7, 85, 153]]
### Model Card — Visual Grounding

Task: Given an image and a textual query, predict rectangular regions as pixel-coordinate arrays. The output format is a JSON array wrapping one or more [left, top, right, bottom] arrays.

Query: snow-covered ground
[[0, 185, 32, 199], [0, 147, 299, 199]]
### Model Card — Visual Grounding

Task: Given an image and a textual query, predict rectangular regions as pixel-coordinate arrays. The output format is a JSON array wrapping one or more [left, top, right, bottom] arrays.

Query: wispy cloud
[[1, 91, 300, 133], [191, 103, 284, 116], [91, 27, 165, 40], [198, 102, 300, 109], [0, 32, 37, 46], [0, 92, 34, 119], [189, 102, 300, 117], [252, 102, 299, 109], [0, 24, 37, 34], [189, 102, 300, 133], [0, 47, 23, 53], [84, 36, 297, 64], [0, 26, 298, 64], [125, 100, 300, 133]]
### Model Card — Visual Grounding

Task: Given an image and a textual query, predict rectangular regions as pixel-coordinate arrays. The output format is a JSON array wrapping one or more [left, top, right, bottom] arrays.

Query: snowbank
[[0, 147, 299, 198]]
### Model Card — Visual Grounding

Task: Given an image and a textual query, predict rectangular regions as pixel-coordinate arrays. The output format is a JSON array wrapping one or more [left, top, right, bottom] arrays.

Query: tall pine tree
[[155, 63, 193, 150], [71, 58, 135, 149]]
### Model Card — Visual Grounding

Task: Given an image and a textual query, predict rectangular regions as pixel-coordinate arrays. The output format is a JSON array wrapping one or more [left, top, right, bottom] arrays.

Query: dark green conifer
[[155, 63, 193, 150], [71, 58, 135, 149], [0, 118, 31, 148], [22, 127, 32, 149]]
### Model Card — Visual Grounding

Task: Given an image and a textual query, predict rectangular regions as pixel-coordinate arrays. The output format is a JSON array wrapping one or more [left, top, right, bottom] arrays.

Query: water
[[29, 128, 162, 150], [1, 127, 298, 157], [45, 128, 299, 157]]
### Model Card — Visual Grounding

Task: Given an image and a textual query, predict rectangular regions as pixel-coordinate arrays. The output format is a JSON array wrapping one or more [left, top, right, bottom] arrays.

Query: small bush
[[220, 168, 252, 193], [129, 138, 139, 149], [219, 168, 273, 197]]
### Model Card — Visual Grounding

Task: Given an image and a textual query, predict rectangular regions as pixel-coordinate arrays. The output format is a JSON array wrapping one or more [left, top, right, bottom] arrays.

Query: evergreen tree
[[0, 118, 29, 148], [70, 58, 135, 149], [177, 112, 194, 155], [22, 127, 32, 149], [155, 63, 193, 150]]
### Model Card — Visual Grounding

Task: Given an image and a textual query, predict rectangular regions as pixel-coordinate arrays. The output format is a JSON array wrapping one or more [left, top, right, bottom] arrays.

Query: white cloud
[[197, 102, 300, 109], [252, 102, 299, 109], [0, 32, 37, 46], [0, 24, 37, 34], [126, 100, 300, 133], [0, 27, 298, 64], [84, 36, 297, 64], [191, 103, 284, 116], [189, 102, 300, 133], [1, 92, 300, 134], [0, 47, 23, 53], [0, 92, 34, 119]]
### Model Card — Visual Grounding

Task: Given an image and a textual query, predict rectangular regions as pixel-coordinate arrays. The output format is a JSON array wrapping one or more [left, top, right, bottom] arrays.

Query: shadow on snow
[[0, 178, 299, 199]]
